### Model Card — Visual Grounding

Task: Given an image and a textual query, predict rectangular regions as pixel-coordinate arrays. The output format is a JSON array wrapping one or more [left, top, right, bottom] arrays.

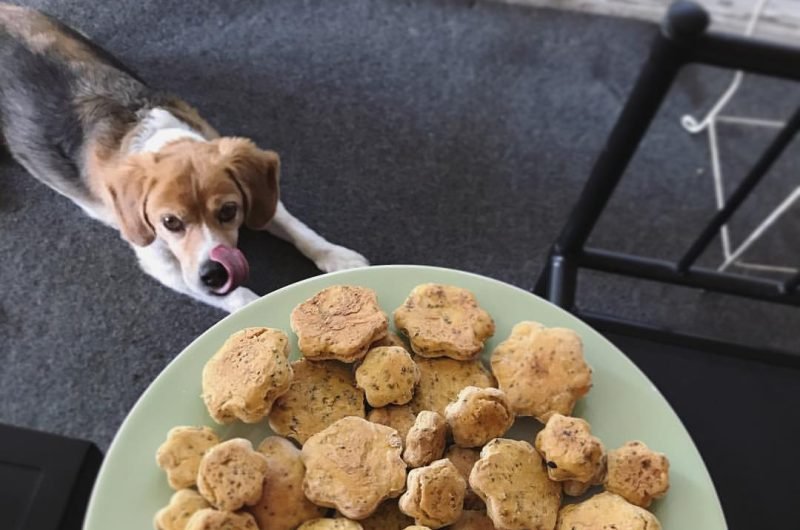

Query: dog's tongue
[[209, 245, 249, 295]]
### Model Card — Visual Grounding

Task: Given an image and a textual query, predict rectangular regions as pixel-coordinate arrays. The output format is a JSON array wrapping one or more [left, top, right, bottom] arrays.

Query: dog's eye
[[162, 215, 184, 232], [218, 203, 238, 223]]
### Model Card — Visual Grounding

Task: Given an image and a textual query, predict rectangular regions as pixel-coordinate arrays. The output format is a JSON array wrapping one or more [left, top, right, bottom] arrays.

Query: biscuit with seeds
[[409, 357, 495, 416], [371, 331, 408, 349], [247, 436, 326, 530], [356, 346, 420, 407], [185, 509, 259, 530], [399, 458, 466, 529], [154, 489, 210, 530], [156, 426, 220, 489], [368, 405, 417, 444], [562, 471, 605, 497], [535, 414, 606, 487], [490, 322, 591, 422], [469, 438, 561, 530], [556, 491, 662, 530], [444, 445, 483, 509], [605, 441, 669, 508], [394, 284, 495, 360], [202, 327, 292, 424], [302, 416, 407, 520], [444, 387, 514, 448], [196, 438, 269, 511], [450, 510, 497, 530], [269, 359, 365, 444], [291, 285, 388, 362], [358, 499, 414, 530], [359, 499, 414, 530], [297, 519, 364, 529], [403, 411, 447, 468]]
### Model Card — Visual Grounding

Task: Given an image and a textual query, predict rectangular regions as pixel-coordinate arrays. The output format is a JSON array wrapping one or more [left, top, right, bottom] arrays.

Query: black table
[[609, 334, 800, 530], [0, 424, 101, 530]]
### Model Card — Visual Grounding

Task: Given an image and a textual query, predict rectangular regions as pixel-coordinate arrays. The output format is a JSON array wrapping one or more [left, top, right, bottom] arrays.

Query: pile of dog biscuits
[[154, 283, 670, 530]]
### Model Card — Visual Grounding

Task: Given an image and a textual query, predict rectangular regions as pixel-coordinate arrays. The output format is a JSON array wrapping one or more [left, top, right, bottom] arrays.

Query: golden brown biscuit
[[403, 411, 447, 468], [555, 491, 662, 530], [444, 445, 483, 509], [247, 436, 326, 530], [269, 359, 365, 444], [605, 441, 670, 508], [409, 357, 496, 416], [356, 500, 414, 530], [156, 426, 220, 489], [444, 387, 514, 448], [297, 518, 364, 530], [291, 285, 388, 362], [562, 476, 601, 497], [302, 416, 407, 520], [534, 414, 606, 485], [399, 458, 466, 529], [450, 510, 497, 530], [394, 284, 495, 360], [184, 509, 259, 530], [201, 327, 292, 424], [154, 489, 210, 530], [490, 322, 591, 422], [469, 438, 561, 530], [356, 346, 420, 407], [371, 331, 408, 349], [196, 438, 269, 511], [368, 405, 417, 445]]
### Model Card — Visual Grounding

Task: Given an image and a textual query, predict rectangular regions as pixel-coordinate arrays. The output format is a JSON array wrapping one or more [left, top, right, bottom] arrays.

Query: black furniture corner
[[534, 2, 800, 529], [0, 424, 102, 530]]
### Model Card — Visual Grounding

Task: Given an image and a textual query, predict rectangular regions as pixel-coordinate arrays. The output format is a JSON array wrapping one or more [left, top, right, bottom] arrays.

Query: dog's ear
[[108, 155, 156, 247], [216, 138, 280, 229]]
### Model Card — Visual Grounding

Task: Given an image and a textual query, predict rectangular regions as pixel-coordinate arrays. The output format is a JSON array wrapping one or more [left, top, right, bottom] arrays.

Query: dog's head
[[108, 137, 279, 296]]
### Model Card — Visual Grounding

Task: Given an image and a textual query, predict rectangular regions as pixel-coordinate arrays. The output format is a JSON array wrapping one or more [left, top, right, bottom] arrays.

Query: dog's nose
[[199, 260, 229, 289]]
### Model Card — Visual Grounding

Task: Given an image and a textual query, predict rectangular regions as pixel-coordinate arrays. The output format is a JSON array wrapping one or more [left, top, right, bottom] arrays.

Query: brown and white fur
[[0, 4, 368, 312]]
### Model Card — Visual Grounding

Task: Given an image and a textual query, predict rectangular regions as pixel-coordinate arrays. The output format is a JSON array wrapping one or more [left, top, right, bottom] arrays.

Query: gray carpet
[[1, 0, 799, 450]]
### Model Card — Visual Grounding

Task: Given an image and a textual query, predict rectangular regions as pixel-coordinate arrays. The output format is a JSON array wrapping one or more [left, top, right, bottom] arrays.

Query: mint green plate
[[83, 265, 726, 530]]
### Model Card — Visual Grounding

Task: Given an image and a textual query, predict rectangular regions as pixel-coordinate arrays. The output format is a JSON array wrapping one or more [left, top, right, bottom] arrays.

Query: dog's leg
[[265, 201, 369, 272], [135, 244, 259, 313]]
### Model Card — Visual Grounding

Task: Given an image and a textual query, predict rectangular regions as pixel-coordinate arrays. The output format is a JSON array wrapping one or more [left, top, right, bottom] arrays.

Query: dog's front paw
[[314, 245, 370, 273], [222, 287, 260, 313]]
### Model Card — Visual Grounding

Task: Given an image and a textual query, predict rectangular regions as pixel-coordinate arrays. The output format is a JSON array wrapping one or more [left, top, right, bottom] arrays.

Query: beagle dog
[[0, 4, 368, 312]]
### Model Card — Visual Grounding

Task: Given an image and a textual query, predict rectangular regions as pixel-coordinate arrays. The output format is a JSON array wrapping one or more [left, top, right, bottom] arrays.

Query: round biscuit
[[154, 489, 210, 530], [269, 358, 365, 444], [302, 416, 407, 520], [399, 458, 466, 529], [409, 356, 495, 416], [196, 438, 268, 512], [201, 327, 292, 424], [469, 438, 561, 530], [490, 322, 591, 422], [291, 285, 388, 362], [394, 284, 495, 361], [356, 346, 420, 407], [156, 426, 219, 490], [247, 436, 326, 530], [444, 386, 514, 448]]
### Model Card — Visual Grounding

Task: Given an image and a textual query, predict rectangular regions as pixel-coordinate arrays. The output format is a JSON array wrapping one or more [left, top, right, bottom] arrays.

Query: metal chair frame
[[533, 0, 800, 368]]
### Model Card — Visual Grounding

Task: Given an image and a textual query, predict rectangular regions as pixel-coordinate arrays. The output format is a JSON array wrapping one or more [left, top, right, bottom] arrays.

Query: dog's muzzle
[[207, 245, 250, 295]]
